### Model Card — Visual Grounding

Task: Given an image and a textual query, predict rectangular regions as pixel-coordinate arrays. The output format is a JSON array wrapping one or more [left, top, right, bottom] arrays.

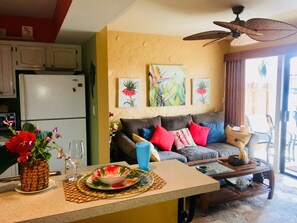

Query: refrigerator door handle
[[19, 74, 26, 120]]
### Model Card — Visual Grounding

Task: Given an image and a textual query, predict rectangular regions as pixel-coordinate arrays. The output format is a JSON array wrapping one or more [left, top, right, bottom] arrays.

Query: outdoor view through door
[[245, 56, 278, 164], [245, 56, 297, 178]]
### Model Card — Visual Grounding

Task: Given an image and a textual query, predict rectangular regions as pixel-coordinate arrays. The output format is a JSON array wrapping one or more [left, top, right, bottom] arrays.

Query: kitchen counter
[[0, 159, 219, 223]]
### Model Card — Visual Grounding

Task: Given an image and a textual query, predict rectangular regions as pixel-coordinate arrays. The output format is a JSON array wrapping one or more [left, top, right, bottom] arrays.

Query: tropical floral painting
[[192, 79, 210, 105], [119, 78, 141, 107], [149, 65, 186, 107]]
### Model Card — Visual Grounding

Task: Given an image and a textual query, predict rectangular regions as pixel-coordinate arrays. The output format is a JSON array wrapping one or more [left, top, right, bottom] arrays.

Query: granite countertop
[[0, 159, 219, 223]]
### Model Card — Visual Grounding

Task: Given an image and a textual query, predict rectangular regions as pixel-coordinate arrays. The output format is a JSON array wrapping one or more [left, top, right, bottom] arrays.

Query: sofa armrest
[[246, 133, 260, 158], [114, 131, 137, 160]]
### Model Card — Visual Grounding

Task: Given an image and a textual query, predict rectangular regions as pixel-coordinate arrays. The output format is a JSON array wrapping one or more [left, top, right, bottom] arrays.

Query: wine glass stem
[[74, 165, 78, 178]]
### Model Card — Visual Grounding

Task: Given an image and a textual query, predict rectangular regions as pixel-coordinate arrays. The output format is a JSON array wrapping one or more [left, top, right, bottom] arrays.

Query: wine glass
[[68, 140, 84, 181]]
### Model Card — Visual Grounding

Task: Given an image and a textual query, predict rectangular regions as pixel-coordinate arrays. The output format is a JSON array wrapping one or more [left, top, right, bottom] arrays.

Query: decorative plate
[[85, 167, 141, 190], [90, 165, 132, 185], [15, 179, 56, 194]]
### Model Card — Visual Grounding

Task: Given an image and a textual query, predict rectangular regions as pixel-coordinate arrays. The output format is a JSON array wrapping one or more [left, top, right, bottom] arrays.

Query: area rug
[[192, 174, 297, 223]]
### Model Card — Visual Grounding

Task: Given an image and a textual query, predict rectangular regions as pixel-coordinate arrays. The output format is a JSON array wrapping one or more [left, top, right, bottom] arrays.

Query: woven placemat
[[63, 171, 166, 203]]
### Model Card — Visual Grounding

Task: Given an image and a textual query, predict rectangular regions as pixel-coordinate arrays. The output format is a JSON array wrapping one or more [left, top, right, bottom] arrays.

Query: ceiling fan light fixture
[[230, 34, 259, 47]]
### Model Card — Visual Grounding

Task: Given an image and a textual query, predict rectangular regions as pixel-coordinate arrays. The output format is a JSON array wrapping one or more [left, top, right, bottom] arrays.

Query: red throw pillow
[[150, 124, 175, 151], [189, 122, 210, 146]]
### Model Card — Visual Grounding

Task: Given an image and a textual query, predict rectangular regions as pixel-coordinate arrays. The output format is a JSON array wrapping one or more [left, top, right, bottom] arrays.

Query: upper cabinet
[[0, 44, 14, 97], [47, 45, 81, 70], [6, 41, 82, 71], [14, 45, 46, 69]]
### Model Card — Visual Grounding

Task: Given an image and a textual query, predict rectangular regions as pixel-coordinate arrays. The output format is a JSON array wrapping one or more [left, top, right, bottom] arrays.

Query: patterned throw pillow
[[132, 133, 161, 161], [170, 128, 197, 150], [225, 125, 251, 150], [189, 122, 210, 146], [150, 124, 175, 151]]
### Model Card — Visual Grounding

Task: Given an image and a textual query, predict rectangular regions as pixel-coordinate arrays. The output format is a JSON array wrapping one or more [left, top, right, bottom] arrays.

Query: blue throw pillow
[[142, 127, 162, 151], [201, 122, 226, 144], [142, 127, 155, 140]]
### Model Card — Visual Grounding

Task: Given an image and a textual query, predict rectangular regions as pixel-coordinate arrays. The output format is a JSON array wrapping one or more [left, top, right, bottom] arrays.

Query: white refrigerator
[[19, 74, 87, 171]]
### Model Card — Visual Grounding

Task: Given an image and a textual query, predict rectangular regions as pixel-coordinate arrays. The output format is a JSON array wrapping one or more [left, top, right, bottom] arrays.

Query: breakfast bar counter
[[0, 160, 219, 223]]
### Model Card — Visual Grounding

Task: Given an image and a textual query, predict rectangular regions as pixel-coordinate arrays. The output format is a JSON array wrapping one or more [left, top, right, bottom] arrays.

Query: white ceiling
[[1, 0, 297, 44], [108, 0, 297, 38], [55, 0, 136, 44]]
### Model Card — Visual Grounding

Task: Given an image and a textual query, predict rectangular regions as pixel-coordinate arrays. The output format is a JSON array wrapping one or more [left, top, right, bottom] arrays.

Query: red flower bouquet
[[0, 120, 67, 175]]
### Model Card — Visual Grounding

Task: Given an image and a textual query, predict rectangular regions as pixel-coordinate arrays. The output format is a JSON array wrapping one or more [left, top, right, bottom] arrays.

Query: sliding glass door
[[244, 56, 278, 164], [281, 54, 297, 178]]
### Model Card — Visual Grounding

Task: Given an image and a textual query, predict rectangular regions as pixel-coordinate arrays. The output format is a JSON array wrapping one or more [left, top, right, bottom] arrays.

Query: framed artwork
[[148, 64, 186, 107], [192, 78, 210, 105], [118, 78, 141, 107]]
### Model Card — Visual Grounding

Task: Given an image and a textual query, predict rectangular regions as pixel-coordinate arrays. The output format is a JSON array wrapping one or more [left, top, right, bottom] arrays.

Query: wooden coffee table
[[187, 157, 275, 216]]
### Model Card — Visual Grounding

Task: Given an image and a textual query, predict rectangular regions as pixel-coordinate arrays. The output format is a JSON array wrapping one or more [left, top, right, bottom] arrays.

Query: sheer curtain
[[225, 60, 245, 126]]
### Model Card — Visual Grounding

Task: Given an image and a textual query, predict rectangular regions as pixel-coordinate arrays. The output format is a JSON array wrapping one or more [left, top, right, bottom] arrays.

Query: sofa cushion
[[142, 127, 155, 140], [161, 114, 192, 131], [170, 128, 196, 150], [192, 111, 224, 124], [120, 116, 161, 138], [176, 146, 218, 162], [158, 150, 187, 163], [132, 133, 161, 161], [150, 124, 175, 151], [189, 122, 210, 146], [225, 125, 251, 150], [201, 121, 226, 144], [206, 142, 246, 158]]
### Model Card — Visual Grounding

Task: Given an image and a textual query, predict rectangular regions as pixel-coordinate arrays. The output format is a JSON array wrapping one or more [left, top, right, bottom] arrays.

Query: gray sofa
[[113, 111, 259, 164]]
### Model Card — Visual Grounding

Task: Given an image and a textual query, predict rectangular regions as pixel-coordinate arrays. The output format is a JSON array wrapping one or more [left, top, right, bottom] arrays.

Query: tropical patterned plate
[[85, 167, 141, 190]]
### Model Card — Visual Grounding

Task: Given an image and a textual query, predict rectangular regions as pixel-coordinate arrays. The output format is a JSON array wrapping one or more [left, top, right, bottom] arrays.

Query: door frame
[[280, 53, 297, 178]]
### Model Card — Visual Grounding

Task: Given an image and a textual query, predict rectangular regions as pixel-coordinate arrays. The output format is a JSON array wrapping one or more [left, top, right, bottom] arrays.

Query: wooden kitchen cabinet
[[0, 44, 14, 97], [47, 45, 81, 70], [4, 40, 81, 71], [14, 45, 46, 69]]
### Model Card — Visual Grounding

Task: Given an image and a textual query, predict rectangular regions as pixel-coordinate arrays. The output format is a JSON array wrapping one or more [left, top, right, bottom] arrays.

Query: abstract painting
[[119, 78, 141, 107], [192, 78, 210, 105], [148, 64, 186, 107]]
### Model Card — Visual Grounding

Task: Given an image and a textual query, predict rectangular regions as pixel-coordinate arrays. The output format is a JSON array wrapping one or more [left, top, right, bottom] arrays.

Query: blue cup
[[136, 142, 151, 171]]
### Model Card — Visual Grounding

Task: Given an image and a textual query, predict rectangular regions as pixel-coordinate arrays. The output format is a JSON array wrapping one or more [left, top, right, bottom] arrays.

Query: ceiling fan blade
[[183, 30, 230, 40], [203, 35, 232, 47], [214, 21, 261, 36], [245, 18, 297, 41], [230, 34, 259, 47]]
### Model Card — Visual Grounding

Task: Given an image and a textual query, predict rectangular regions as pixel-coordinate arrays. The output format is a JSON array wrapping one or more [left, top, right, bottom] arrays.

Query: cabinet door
[[48, 46, 81, 70], [15, 45, 46, 68], [0, 45, 14, 97]]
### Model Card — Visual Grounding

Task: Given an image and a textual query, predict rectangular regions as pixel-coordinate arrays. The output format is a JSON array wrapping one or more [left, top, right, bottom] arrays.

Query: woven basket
[[20, 158, 49, 192]]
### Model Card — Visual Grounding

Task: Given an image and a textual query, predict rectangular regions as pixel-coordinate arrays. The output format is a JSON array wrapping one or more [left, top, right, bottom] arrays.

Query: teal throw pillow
[[201, 122, 226, 144]]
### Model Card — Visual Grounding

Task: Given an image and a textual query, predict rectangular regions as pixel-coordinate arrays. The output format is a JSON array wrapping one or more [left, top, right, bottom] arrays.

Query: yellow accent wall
[[85, 29, 230, 163], [108, 31, 230, 120], [96, 28, 110, 164]]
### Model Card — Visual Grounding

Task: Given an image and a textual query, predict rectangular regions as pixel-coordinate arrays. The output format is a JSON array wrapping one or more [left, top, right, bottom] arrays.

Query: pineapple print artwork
[[119, 78, 141, 107], [192, 79, 210, 105]]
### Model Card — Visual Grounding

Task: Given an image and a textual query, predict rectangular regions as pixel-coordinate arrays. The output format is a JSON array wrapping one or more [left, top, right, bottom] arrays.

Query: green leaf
[[22, 123, 36, 132], [44, 153, 51, 161]]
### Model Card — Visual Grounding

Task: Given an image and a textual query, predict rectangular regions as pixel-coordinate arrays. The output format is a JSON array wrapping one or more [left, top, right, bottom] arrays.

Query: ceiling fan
[[183, 5, 297, 47]]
